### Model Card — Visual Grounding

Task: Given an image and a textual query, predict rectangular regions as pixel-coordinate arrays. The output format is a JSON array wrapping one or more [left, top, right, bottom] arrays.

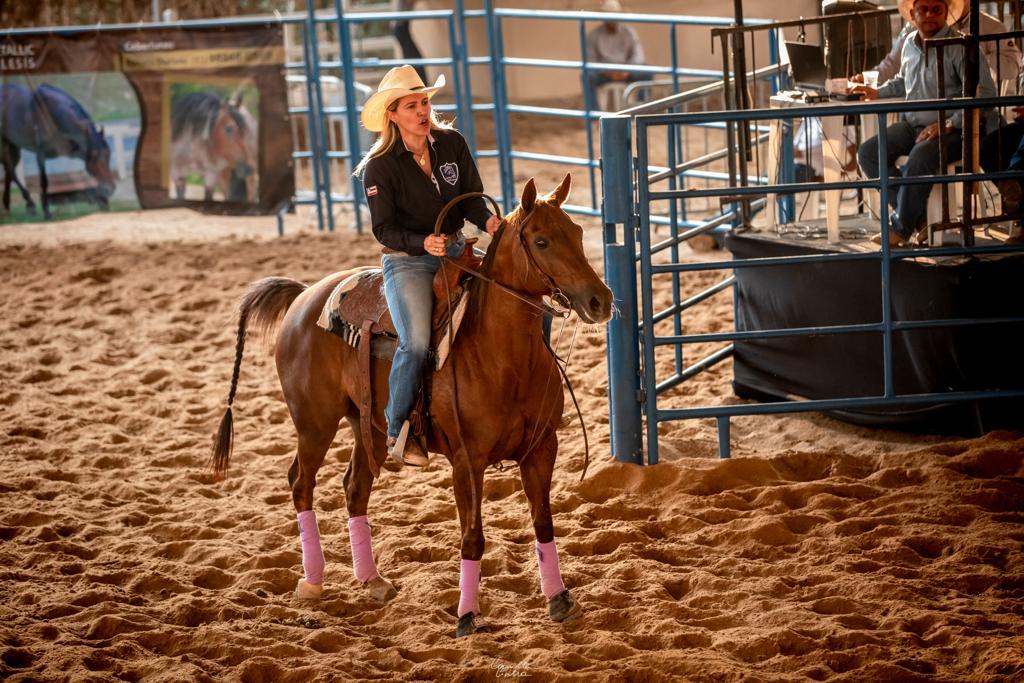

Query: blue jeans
[[381, 235, 464, 438], [858, 120, 963, 237]]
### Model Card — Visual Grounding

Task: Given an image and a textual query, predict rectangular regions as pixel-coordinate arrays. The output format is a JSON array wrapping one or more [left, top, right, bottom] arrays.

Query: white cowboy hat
[[360, 64, 445, 133], [897, 0, 964, 25]]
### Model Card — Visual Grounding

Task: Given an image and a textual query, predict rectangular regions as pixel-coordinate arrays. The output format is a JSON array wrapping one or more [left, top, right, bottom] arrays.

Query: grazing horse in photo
[[0, 83, 116, 219], [210, 174, 613, 637], [170, 91, 256, 203]]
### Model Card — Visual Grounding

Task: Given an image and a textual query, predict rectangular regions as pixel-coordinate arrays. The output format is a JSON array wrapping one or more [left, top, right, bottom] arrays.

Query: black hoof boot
[[548, 590, 582, 622], [455, 612, 490, 638]]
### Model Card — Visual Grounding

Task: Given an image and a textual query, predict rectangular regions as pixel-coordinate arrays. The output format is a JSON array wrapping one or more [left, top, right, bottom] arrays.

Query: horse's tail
[[210, 277, 308, 478]]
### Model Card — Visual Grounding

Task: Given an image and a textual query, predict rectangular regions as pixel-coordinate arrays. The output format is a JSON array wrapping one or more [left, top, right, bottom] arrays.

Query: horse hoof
[[366, 575, 398, 602], [294, 578, 323, 600], [455, 612, 491, 638], [548, 589, 582, 622]]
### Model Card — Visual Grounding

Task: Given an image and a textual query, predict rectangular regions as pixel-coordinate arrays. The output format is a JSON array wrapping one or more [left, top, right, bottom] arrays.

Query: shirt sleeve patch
[[366, 185, 378, 197]]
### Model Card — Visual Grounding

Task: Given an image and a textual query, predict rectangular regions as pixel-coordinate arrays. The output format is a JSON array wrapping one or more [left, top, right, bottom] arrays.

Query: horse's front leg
[[519, 433, 581, 623], [453, 454, 488, 637], [342, 416, 398, 602], [36, 155, 50, 219]]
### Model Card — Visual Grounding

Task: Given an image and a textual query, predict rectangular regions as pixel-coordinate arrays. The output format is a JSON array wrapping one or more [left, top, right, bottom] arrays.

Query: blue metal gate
[[602, 95, 1024, 465]]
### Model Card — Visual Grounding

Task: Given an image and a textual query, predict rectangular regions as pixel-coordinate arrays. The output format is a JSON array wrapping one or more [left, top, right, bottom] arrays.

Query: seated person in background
[[585, 0, 645, 110], [851, 0, 998, 247], [980, 60, 1024, 240], [851, 3, 1019, 88]]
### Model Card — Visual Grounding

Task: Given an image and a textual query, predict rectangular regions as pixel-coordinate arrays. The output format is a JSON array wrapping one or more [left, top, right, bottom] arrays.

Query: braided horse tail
[[210, 277, 307, 478]]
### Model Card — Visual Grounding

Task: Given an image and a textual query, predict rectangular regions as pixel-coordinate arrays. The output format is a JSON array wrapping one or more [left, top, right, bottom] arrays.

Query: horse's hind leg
[[36, 155, 50, 219], [342, 415, 398, 602], [519, 434, 581, 623], [11, 174, 34, 212], [288, 423, 339, 601], [2, 144, 33, 213]]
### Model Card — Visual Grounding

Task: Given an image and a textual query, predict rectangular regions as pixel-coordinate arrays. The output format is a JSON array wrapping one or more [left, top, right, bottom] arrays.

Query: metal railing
[[485, 7, 777, 216], [603, 94, 1024, 464]]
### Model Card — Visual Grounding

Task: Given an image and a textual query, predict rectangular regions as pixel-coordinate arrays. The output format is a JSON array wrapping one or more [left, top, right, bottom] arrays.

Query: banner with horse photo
[[0, 23, 293, 223]]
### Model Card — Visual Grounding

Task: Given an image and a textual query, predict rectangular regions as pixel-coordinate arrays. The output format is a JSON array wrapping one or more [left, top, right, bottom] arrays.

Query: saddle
[[316, 239, 482, 476]]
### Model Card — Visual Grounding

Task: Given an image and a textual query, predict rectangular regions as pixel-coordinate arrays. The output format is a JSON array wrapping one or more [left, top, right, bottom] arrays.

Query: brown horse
[[210, 173, 612, 637]]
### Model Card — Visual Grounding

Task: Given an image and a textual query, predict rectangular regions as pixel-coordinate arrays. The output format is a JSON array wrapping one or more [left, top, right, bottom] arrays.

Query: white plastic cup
[[864, 70, 879, 88]]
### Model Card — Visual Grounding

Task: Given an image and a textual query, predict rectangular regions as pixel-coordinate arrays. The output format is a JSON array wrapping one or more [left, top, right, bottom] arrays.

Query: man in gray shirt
[[585, 0, 645, 110], [852, 0, 998, 246], [854, 6, 1019, 87]]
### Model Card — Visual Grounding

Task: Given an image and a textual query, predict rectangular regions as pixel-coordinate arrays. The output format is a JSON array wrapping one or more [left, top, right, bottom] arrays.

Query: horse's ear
[[544, 172, 572, 207], [521, 177, 537, 213], [230, 92, 243, 109]]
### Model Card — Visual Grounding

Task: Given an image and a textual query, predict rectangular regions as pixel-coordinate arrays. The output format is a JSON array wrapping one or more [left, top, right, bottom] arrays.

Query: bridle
[[433, 192, 572, 320]]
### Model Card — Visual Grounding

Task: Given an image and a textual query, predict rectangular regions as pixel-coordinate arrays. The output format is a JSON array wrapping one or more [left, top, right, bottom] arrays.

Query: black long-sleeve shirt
[[362, 128, 492, 255]]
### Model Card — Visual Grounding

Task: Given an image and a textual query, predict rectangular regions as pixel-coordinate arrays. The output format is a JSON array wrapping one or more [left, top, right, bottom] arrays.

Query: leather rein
[[432, 191, 591, 481]]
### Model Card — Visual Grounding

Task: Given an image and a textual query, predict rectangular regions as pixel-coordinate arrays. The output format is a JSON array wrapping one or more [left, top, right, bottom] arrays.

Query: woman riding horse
[[354, 65, 501, 467], [212, 171, 612, 636]]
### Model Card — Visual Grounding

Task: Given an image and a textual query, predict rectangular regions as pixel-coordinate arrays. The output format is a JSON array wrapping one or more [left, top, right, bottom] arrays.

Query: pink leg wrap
[[457, 559, 481, 617], [297, 510, 325, 586], [347, 515, 380, 583], [536, 540, 566, 599]]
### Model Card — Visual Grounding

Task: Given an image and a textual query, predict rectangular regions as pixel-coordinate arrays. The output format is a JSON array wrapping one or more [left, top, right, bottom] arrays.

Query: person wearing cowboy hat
[[851, 0, 998, 247], [354, 65, 501, 467], [851, 0, 1019, 88]]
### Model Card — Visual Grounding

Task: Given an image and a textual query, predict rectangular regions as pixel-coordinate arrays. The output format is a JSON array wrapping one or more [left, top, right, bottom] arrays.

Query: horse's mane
[[35, 84, 92, 125], [225, 104, 251, 136], [171, 92, 224, 141], [33, 84, 106, 154], [465, 204, 522, 325]]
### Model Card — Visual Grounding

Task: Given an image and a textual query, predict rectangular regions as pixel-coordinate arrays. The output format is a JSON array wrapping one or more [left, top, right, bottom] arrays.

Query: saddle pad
[[317, 270, 399, 361], [317, 264, 471, 366], [316, 269, 382, 331]]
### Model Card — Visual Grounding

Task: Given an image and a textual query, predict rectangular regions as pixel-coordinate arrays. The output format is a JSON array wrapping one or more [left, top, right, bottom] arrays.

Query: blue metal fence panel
[[606, 94, 1024, 465]]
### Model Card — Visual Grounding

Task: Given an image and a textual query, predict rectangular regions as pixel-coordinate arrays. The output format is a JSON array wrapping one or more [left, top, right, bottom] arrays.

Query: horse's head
[[504, 173, 612, 324], [212, 97, 256, 199], [85, 126, 116, 208]]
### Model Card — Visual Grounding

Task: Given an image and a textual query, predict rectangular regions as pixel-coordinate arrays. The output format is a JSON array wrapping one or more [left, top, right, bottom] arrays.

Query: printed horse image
[[211, 174, 613, 637], [0, 83, 116, 219], [170, 92, 256, 203]]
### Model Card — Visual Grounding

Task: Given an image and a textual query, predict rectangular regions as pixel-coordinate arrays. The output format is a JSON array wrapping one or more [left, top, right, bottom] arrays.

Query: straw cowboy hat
[[600, 0, 622, 11], [897, 0, 964, 24], [360, 64, 445, 133]]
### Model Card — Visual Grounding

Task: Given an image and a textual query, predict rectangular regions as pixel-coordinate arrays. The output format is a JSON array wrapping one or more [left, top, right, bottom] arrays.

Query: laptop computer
[[785, 41, 828, 94]]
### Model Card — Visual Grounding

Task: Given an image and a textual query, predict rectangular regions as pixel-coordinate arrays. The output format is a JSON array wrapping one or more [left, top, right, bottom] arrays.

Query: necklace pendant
[[419, 155, 426, 166]]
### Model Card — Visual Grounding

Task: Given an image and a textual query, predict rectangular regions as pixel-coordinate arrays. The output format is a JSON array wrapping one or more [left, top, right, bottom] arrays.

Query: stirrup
[[388, 420, 429, 467]]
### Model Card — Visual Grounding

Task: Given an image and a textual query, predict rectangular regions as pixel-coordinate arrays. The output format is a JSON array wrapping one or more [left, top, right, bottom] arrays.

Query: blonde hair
[[353, 104, 454, 177]]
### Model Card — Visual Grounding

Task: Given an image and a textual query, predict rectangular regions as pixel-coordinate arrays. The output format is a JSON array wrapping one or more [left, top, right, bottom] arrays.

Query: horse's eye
[[534, 237, 549, 249], [225, 124, 237, 136]]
